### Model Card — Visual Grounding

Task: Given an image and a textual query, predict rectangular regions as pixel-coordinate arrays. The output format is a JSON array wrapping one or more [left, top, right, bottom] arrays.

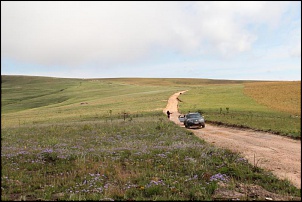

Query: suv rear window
[[187, 114, 201, 118]]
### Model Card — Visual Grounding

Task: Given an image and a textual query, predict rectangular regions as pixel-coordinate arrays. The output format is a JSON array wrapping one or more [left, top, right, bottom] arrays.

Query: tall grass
[[178, 84, 301, 139], [244, 81, 301, 116], [1, 116, 300, 201], [1, 75, 301, 200]]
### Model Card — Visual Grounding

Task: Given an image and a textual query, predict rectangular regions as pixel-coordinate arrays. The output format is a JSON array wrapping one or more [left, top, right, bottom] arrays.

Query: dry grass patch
[[244, 81, 301, 116]]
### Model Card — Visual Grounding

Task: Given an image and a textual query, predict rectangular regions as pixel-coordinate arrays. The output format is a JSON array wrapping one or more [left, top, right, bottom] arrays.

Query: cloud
[[1, 1, 299, 69], [288, 28, 301, 57]]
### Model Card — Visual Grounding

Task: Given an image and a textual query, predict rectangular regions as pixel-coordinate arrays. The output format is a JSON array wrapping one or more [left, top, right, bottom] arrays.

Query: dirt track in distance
[[163, 91, 301, 189]]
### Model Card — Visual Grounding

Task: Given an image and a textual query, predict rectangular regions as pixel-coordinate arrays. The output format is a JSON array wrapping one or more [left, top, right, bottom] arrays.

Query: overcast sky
[[1, 1, 301, 80]]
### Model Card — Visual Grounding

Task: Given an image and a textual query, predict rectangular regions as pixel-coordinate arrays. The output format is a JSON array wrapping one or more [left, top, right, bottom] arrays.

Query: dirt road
[[163, 91, 301, 189]]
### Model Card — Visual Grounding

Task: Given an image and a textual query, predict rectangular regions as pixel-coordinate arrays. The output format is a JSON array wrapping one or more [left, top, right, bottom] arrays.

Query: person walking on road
[[167, 110, 172, 119]]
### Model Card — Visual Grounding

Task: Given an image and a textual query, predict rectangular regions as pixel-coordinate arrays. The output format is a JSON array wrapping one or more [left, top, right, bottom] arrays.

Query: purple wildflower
[[209, 173, 228, 182]]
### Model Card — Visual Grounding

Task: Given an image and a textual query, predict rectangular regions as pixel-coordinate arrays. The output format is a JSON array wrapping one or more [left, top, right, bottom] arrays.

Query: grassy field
[[178, 82, 301, 139], [1, 76, 182, 128], [1, 75, 301, 201], [244, 81, 301, 116]]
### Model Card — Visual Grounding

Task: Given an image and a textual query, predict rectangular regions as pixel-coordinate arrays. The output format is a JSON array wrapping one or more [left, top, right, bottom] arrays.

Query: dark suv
[[183, 112, 205, 129]]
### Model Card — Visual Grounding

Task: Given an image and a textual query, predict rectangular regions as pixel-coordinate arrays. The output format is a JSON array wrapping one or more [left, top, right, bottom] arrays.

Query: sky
[[1, 1, 301, 81]]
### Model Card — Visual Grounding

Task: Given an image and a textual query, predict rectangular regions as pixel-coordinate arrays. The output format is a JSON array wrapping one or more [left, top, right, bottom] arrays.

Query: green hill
[[2, 75, 300, 139], [1, 75, 300, 201]]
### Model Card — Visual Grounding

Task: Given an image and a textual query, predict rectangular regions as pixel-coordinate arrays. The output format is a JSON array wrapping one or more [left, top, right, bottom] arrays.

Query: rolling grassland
[[1, 75, 301, 201], [1, 76, 182, 128], [178, 82, 301, 139], [244, 81, 301, 116]]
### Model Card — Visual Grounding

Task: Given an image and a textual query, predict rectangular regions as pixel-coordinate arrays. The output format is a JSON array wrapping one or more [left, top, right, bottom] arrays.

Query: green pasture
[[1, 76, 182, 127], [178, 84, 301, 139], [1, 75, 301, 200], [1, 75, 301, 137], [1, 117, 300, 201]]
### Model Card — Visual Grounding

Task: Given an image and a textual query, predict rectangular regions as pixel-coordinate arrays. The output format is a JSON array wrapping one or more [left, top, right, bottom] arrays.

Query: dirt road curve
[[163, 91, 301, 189]]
